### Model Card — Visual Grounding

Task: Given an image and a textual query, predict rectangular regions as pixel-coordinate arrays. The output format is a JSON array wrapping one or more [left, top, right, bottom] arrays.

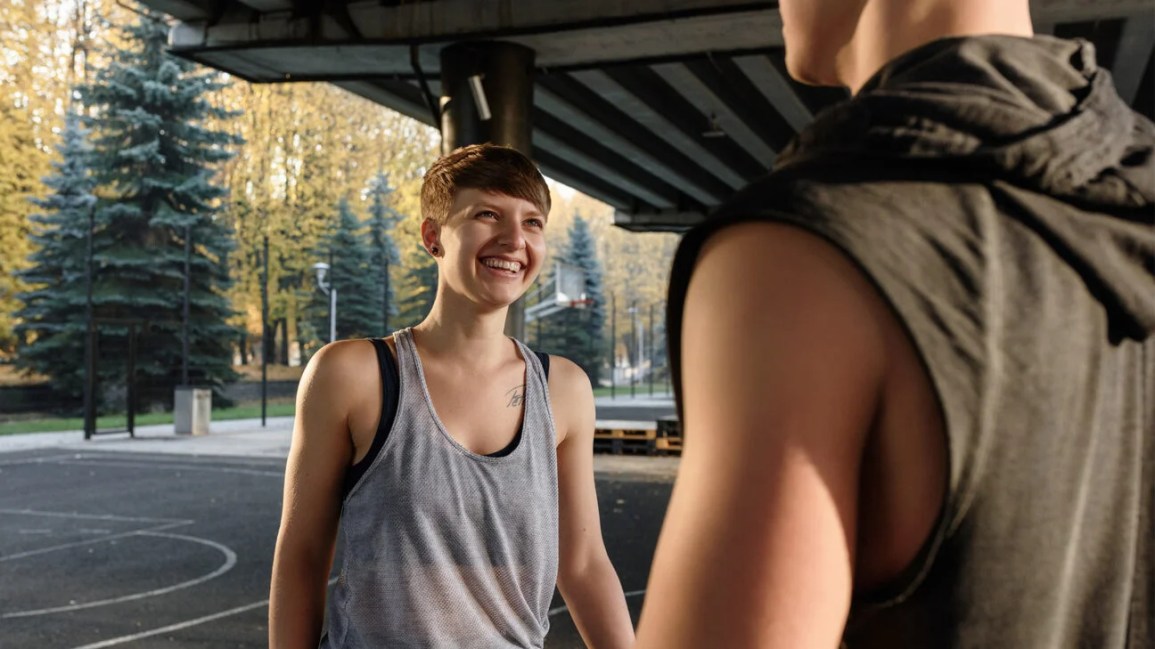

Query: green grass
[[0, 402, 297, 436], [3, 385, 674, 436]]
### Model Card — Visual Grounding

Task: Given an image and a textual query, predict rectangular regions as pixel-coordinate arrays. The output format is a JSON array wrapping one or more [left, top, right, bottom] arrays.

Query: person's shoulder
[[301, 339, 381, 395], [692, 222, 892, 372], [541, 354, 592, 394], [540, 355, 594, 444]]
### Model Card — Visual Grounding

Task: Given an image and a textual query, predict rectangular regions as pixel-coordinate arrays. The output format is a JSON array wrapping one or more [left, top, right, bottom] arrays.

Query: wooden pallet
[[594, 420, 657, 455], [655, 415, 683, 455], [590, 419, 686, 455], [654, 436, 682, 454]]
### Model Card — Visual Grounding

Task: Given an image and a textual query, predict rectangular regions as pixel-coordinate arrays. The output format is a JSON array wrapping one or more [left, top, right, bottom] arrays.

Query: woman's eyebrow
[[474, 202, 546, 220]]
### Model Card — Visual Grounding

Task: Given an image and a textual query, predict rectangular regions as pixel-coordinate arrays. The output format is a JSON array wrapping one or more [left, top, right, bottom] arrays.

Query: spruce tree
[[15, 113, 97, 403], [311, 198, 381, 341], [76, 9, 241, 409], [366, 172, 403, 335], [396, 244, 438, 328], [538, 214, 606, 383]]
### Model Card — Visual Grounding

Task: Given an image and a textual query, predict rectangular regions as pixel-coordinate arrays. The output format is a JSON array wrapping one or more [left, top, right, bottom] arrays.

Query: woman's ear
[[420, 219, 441, 257]]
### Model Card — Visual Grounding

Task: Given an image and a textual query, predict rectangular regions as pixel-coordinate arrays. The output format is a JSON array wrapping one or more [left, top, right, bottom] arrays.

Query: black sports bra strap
[[343, 338, 400, 498], [344, 342, 550, 496]]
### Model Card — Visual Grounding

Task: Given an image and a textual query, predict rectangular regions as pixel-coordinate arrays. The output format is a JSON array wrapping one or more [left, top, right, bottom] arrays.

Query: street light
[[628, 301, 640, 398], [312, 261, 337, 344]]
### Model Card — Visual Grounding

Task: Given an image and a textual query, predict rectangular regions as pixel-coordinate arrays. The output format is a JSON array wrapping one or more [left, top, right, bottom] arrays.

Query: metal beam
[[685, 56, 796, 152], [732, 53, 814, 132], [535, 75, 732, 205], [586, 66, 766, 187], [345, 0, 779, 51], [1030, 0, 1154, 23], [532, 148, 645, 213], [143, 0, 209, 21], [651, 61, 777, 166], [528, 108, 693, 210], [332, 80, 437, 127], [533, 110, 701, 211], [165, 1, 780, 71], [237, 0, 293, 11], [613, 209, 705, 232]]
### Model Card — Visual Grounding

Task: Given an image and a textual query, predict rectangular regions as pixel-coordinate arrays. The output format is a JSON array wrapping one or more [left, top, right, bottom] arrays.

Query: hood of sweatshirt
[[776, 35, 1155, 340]]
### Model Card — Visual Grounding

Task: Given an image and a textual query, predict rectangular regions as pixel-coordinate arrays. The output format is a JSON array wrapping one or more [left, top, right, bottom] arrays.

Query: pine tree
[[365, 172, 403, 335], [74, 9, 242, 409], [311, 198, 382, 342], [395, 207, 439, 328], [14, 112, 97, 402], [538, 214, 606, 383]]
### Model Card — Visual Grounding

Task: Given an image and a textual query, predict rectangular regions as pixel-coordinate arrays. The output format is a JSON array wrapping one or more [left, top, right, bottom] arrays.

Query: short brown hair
[[421, 144, 551, 225]]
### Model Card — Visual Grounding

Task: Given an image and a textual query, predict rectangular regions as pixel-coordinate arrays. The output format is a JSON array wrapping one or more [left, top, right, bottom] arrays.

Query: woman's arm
[[552, 357, 636, 649], [269, 342, 363, 648]]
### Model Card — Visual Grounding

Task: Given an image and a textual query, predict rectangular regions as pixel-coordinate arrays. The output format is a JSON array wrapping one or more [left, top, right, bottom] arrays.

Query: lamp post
[[312, 261, 337, 344], [609, 292, 616, 400], [648, 301, 655, 397], [628, 301, 638, 398]]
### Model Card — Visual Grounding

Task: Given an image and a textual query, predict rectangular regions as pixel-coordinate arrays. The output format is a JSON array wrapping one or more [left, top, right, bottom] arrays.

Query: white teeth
[[483, 258, 521, 272]]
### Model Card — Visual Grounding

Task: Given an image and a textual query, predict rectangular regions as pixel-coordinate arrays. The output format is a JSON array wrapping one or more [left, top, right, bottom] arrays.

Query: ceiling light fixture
[[468, 74, 492, 121]]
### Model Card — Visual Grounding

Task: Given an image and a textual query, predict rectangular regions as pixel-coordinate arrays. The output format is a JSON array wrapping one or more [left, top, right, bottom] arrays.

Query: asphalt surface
[[0, 397, 679, 648]]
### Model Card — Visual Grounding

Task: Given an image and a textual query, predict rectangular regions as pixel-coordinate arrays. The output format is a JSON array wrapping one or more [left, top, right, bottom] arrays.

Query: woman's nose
[[500, 219, 526, 250]]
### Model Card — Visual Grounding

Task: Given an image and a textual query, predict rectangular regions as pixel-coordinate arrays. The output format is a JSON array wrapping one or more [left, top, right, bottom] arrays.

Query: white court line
[[54, 459, 283, 478], [548, 589, 647, 617], [0, 454, 79, 467], [1, 520, 190, 562], [67, 577, 338, 649], [0, 509, 185, 524], [2, 531, 237, 618], [68, 598, 271, 649]]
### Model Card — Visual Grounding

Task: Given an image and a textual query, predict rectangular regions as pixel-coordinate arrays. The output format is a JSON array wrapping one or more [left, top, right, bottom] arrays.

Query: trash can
[[174, 387, 211, 436]]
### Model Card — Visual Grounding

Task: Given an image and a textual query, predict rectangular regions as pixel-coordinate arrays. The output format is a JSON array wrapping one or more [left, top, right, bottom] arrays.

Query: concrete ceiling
[[140, 0, 1155, 231]]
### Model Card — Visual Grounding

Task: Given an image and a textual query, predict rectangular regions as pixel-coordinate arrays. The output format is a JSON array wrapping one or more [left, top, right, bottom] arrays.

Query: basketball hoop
[[525, 261, 590, 322]]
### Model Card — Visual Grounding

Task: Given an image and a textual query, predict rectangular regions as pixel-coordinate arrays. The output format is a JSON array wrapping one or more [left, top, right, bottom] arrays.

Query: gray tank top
[[321, 328, 560, 648]]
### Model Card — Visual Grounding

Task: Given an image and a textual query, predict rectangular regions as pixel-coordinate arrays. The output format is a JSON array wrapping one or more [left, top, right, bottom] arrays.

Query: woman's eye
[[477, 210, 498, 219], [526, 218, 545, 228]]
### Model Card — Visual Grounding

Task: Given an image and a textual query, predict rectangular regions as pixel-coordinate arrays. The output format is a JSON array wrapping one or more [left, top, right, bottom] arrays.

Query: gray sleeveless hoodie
[[668, 36, 1154, 647], [321, 329, 559, 648]]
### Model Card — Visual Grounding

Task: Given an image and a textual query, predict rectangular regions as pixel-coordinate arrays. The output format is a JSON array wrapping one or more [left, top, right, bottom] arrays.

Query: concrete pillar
[[440, 41, 535, 340]]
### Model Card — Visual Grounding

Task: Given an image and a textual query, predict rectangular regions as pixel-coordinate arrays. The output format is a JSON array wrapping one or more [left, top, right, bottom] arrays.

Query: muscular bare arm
[[552, 357, 636, 649], [635, 223, 888, 648], [269, 341, 372, 648]]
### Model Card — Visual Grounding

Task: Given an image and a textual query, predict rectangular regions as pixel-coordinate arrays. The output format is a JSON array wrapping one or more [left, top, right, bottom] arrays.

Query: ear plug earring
[[430, 245, 439, 255]]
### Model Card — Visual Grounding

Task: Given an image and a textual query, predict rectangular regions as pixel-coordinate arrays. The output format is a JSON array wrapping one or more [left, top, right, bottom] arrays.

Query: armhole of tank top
[[342, 338, 400, 498], [668, 211, 956, 622], [535, 350, 550, 379]]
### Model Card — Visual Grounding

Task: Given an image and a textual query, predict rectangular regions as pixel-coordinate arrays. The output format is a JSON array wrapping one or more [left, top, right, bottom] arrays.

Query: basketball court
[[0, 431, 676, 648]]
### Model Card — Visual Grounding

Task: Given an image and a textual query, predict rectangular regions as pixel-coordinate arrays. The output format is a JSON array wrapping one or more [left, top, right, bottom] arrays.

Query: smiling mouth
[[482, 258, 524, 274]]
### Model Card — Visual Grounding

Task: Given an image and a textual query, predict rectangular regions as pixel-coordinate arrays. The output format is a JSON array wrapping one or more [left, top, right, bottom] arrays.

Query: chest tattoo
[[505, 385, 525, 408]]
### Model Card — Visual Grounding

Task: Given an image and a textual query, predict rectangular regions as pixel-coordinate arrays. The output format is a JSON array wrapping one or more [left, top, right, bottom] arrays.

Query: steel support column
[[440, 41, 535, 340]]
